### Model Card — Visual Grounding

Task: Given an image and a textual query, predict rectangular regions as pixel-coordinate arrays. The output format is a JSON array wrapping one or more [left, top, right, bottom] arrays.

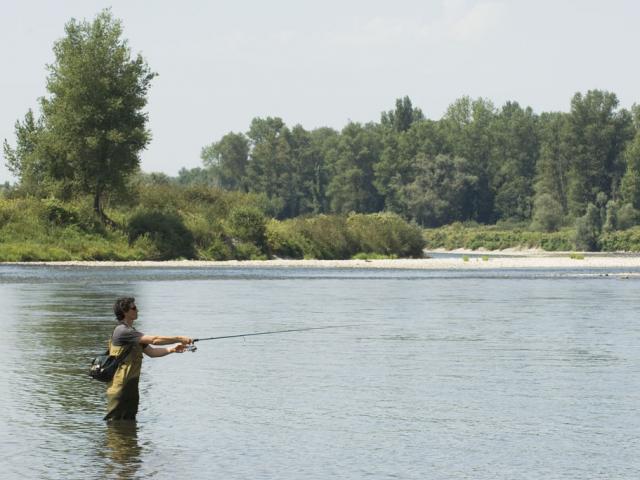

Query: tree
[[439, 97, 496, 222], [574, 203, 602, 251], [3, 110, 49, 195], [620, 112, 640, 208], [380, 96, 424, 133], [530, 193, 564, 232], [244, 116, 288, 209], [374, 119, 442, 214], [402, 154, 478, 227], [31, 10, 154, 223], [326, 122, 384, 214], [201, 132, 249, 190], [490, 102, 539, 220], [534, 112, 571, 213], [565, 90, 633, 215]]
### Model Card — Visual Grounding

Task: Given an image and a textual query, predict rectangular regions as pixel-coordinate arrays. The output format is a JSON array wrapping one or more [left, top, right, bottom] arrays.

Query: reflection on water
[[103, 422, 143, 479], [0, 267, 639, 479]]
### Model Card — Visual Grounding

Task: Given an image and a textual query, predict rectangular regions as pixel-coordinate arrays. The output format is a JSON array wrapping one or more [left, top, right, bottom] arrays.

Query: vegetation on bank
[[0, 184, 425, 261], [423, 222, 640, 252]]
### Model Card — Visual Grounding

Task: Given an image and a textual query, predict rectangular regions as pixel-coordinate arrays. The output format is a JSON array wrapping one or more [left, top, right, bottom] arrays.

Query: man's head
[[114, 297, 137, 322]]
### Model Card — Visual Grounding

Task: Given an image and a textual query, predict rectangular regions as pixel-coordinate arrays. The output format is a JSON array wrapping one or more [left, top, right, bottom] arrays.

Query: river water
[[0, 265, 638, 479]]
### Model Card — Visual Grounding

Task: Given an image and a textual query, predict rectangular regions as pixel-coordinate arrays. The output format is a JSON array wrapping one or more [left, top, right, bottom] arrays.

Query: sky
[[1, 0, 639, 183]]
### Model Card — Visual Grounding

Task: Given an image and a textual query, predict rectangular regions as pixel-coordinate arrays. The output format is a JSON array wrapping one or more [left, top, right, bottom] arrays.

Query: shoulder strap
[[108, 325, 135, 365], [114, 343, 134, 364]]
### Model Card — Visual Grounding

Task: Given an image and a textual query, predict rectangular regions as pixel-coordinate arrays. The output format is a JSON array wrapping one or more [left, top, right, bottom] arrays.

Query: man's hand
[[178, 336, 193, 345], [172, 344, 188, 353]]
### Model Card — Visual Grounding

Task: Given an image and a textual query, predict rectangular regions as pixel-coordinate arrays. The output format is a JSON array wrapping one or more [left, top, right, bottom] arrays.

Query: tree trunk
[[94, 186, 117, 228]]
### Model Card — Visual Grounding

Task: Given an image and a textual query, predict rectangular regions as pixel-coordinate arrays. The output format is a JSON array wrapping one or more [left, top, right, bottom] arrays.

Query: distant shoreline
[[3, 250, 640, 270]]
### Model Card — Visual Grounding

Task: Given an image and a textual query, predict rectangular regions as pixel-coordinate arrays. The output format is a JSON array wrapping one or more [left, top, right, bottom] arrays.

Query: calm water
[[0, 265, 639, 479]]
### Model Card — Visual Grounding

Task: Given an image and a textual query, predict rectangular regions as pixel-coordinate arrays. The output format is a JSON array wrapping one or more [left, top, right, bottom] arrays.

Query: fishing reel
[[182, 345, 198, 353]]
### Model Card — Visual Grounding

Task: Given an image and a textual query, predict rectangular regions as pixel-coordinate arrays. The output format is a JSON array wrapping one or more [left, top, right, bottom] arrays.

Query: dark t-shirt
[[112, 323, 144, 346]]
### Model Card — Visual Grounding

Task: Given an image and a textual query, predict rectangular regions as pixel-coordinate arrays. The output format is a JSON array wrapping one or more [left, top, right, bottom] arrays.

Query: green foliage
[[201, 132, 249, 190], [233, 242, 267, 260], [352, 252, 397, 260], [531, 193, 564, 232], [346, 212, 424, 258], [266, 213, 424, 259], [423, 223, 574, 251], [569, 253, 585, 259], [227, 206, 267, 249], [5, 10, 155, 223], [265, 219, 308, 259], [127, 210, 195, 260], [326, 122, 384, 214], [574, 203, 602, 251], [565, 91, 633, 216], [603, 201, 618, 232], [490, 102, 538, 221], [380, 96, 424, 133], [617, 203, 640, 230], [403, 154, 478, 227], [600, 227, 640, 251], [43, 199, 79, 226]]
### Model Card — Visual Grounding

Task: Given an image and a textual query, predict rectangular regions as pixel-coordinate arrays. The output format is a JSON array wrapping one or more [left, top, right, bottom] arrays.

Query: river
[[0, 265, 638, 479]]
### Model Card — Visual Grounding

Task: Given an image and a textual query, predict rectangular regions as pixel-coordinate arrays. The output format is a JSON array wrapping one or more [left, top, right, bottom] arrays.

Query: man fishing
[[105, 297, 193, 421]]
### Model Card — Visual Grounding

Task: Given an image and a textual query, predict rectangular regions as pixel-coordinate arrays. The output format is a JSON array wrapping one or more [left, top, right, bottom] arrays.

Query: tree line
[[180, 92, 640, 237]]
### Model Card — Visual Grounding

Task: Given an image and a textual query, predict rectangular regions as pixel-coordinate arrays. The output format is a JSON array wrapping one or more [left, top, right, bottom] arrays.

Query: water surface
[[0, 266, 638, 479]]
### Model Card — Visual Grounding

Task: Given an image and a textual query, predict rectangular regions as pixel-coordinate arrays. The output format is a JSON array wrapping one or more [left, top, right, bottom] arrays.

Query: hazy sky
[[1, 0, 638, 182]]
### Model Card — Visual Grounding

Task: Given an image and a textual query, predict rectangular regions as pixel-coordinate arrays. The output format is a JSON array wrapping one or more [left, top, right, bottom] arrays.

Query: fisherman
[[105, 297, 193, 421]]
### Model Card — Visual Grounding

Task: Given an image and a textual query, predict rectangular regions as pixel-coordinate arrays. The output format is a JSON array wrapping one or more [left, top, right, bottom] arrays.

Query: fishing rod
[[182, 325, 357, 352]]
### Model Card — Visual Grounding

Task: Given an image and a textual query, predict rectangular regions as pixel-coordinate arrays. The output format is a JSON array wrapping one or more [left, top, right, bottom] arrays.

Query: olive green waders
[[104, 341, 144, 421]]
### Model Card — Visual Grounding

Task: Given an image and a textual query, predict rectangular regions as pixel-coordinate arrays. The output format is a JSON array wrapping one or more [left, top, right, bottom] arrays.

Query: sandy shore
[[4, 250, 640, 270]]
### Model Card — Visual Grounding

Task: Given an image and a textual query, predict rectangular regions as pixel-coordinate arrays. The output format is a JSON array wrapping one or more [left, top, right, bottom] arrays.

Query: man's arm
[[143, 344, 187, 357], [138, 335, 192, 346]]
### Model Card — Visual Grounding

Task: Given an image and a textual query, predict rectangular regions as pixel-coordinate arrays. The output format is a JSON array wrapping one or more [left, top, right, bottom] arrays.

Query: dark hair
[[114, 297, 136, 321]]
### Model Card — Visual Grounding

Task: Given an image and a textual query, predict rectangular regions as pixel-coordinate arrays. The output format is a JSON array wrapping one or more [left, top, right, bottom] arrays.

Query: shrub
[[530, 194, 564, 232], [203, 238, 233, 260], [298, 215, 355, 259], [227, 206, 267, 250], [347, 212, 424, 258], [617, 203, 640, 230], [43, 199, 79, 226], [600, 227, 640, 251], [234, 242, 267, 260], [574, 203, 601, 251], [265, 219, 307, 259], [128, 210, 195, 259]]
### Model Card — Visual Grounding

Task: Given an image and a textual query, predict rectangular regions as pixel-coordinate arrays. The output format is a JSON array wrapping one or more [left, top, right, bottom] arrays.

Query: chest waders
[[104, 341, 144, 421]]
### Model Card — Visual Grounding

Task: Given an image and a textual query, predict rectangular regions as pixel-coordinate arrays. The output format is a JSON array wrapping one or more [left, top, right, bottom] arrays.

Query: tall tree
[[374, 119, 442, 213], [533, 112, 571, 214], [244, 117, 289, 215], [31, 9, 155, 223], [326, 122, 383, 213], [380, 96, 424, 133], [620, 104, 640, 208], [490, 102, 539, 220], [565, 90, 633, 215], [3, 109, 49, 195], [201, 132, 249, 190], [439, 97, 496, 222], [402, 154, 478, 227]]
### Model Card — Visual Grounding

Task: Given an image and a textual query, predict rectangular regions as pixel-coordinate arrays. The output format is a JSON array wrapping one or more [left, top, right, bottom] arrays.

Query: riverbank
[[5, 251, 640, 269]]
